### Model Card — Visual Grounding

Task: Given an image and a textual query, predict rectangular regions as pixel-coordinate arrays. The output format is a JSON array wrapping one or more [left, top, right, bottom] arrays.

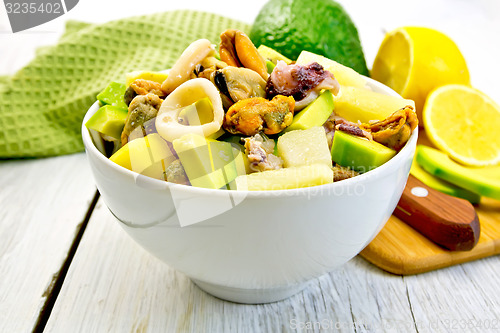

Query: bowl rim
[[82, 76, 418, 199]]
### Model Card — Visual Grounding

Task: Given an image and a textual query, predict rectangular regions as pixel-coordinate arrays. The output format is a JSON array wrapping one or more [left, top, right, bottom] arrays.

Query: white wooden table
[[1, 1, 500, 332]]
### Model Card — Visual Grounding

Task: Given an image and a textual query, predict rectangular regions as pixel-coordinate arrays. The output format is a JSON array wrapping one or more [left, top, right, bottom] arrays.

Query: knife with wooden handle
[[394, 174, 480, 251]]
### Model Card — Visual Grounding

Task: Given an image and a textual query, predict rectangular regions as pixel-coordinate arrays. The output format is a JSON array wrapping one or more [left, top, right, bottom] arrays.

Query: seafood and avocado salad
[[85, 29, 418, 191]]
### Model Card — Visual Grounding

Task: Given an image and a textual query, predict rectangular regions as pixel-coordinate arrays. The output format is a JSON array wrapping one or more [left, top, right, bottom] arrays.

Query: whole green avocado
[[250, 0, 369, 76]]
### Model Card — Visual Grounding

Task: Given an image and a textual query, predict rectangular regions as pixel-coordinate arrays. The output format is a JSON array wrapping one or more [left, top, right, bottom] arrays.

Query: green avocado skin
[[250, 0, 369, 76], [411, 160, 481, 204], [416, 145, 500, 200]]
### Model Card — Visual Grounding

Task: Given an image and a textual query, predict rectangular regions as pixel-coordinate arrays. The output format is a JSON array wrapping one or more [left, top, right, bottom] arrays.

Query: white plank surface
[[0, 154, 97, 333], [2, 1, 500, 332], [405, 259, 500, 333], [44, 201, 416, 333], [44, 199, 500, 333]]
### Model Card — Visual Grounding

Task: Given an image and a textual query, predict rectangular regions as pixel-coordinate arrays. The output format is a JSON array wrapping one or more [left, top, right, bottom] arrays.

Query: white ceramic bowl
[[82, 78, 417, 303]]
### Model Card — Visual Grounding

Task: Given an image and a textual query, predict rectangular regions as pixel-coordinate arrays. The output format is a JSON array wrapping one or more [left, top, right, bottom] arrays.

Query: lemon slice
[[371, 27, 470, 122], [423, 84, 500, 166]]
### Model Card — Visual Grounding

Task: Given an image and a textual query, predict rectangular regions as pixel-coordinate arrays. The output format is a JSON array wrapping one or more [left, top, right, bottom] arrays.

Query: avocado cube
[[284, 90, 334, 132], [85, 105, 128, 140], [97, 81, 128, 110], [173, 134, 246, 189], [227, 146, 249, 189], [220, 135, 250, 183], [109, 133, 176, 180], [331, 131, 396, 173], [209, 141, 239, 186]]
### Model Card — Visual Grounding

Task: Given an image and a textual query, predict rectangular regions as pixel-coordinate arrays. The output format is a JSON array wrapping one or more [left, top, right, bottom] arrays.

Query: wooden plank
[[45, 199, 419, 333], [404, 258, 500, 333], [46, 199, 500, 332], [0, 154, 97, 333]]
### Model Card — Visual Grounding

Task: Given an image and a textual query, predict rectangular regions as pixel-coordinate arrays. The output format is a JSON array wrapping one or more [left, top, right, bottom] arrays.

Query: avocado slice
[[284, 90, 334, 132], [411, 159, 480, 204], [416, 145, 500, 200], [331, 131, 396, 173], [85, 105, 128, 140]]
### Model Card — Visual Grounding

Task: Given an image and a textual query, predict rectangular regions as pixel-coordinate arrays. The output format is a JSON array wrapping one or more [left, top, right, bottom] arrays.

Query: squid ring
[[155, 78, 224, 142], [161, 39, 215, 94]]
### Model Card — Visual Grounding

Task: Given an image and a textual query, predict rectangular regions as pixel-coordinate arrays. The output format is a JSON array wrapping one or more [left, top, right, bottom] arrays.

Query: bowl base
[[191, 278, 311, 304]]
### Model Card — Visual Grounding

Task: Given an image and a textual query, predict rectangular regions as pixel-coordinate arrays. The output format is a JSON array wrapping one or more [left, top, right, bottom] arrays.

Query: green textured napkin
[[0, 11, 250, 158]]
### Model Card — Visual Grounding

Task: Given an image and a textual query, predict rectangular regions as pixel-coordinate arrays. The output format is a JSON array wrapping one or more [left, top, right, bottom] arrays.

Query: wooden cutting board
[[360, 131, 500, 275]]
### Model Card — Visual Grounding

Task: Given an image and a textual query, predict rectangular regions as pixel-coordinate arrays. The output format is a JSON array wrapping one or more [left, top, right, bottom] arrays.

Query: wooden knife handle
[[394, 174, 480, 251]]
